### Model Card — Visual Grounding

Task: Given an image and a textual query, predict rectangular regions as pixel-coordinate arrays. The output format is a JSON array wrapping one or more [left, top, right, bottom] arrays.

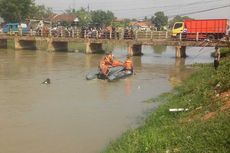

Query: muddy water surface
[[0, 46, 213, 153]]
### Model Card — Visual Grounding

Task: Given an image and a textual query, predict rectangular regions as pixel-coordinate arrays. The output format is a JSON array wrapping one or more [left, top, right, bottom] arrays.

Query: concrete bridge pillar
[[47, 38, 68, 51], [175, 46, 186, 58], [0, 39, 7, 48], [47, 38, 54, 51], [14, 38, 36, 50], [128, 44, 142, 56], [85, 42, 103, 54]]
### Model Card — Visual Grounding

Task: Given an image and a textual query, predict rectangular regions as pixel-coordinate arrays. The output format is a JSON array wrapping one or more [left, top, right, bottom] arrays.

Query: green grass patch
[[102, 55, 230, 153], [211, 47, 230, 58]]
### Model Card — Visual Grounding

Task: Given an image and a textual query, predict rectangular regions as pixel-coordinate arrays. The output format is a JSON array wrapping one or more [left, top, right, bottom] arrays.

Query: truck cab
[[172, 22, 185, 37]]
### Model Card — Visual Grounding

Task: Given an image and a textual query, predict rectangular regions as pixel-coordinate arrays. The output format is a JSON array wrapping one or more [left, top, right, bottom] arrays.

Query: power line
[[168, 4, 230, 18], [51, 0, 224, 13], [51, 1, 230, 20], [109, 0, 223, 12], [133, 3, 230, 19]]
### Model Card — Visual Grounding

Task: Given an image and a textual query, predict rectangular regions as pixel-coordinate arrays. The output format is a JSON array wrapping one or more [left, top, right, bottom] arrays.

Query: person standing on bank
[[214, 46, 220, 70]]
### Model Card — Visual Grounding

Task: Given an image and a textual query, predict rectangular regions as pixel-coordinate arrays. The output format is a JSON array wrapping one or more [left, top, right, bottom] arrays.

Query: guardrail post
[[196, 32, 199, 41], [19, 27, 22, 36], [84, 30, 86, 38], [49, 29, 51, 37], [109, 31, 112, 39], [30, 29, 33, 36], [41, 28, 43, 37], [77, 29, 80, 38], [165, 31, 168, 39], [61, 30, 63, 37], [151, 31, 153, 40], [135, 31, 138, 40], [179, 33, 182, 40], [120, 30, 124, 40], [96, 31, 99, 39], [158, 31, 160, 39], [9, 29, 13, 35], [114, 31, 117, 40], [72, 29, 74, 38]]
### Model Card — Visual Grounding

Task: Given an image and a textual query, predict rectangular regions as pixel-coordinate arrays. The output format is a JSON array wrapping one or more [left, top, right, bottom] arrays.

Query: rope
[[186, 40, 211, 63]]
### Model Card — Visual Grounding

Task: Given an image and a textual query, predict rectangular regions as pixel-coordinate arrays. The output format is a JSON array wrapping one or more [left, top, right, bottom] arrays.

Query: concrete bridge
[[0, 31, 229, 58]]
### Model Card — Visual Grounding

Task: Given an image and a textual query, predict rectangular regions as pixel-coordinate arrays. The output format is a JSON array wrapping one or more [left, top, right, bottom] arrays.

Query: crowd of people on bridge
[[23, 24, 136, 40]]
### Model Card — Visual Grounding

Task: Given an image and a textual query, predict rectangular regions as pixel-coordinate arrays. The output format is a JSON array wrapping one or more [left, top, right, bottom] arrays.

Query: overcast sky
[[35, 0, 230, 19]]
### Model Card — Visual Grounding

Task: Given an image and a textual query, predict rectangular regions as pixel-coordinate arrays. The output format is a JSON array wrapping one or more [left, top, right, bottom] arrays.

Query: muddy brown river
[[0, 46, 213, 153]]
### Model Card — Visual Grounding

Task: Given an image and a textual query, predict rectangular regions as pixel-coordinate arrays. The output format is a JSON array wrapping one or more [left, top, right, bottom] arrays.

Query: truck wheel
[[207, 34, 215, 40]]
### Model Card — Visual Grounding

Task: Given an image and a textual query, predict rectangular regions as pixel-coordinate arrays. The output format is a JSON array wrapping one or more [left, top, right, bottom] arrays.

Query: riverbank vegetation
[[102, 48, 230, 153]]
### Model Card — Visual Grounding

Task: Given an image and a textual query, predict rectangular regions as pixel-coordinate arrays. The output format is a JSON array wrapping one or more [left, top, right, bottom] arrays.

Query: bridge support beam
[[85, 42, 103, 54], [175, 46, 187, 58], [47, 39, 68, 51], [14, 38, 36, 50], [128, 44, 142, 56]]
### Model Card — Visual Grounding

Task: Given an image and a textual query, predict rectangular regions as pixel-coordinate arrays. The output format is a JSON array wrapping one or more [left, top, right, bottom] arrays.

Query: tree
[[152, 11, 168, 31], [0, 0, 35, 22], [91, 10, 115, 28], [30, 4, 53, 20], [111, 18, 130, 28], [72, 8, 92, 27]]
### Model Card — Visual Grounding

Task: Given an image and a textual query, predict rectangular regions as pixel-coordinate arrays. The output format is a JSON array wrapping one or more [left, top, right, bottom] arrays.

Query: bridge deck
[[0, 35, 229, 47]]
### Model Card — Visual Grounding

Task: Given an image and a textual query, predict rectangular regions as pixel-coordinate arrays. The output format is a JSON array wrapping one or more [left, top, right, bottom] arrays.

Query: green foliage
[[0, 0, 51, 22], [218, 48, 230, 58], [74, 8, 92, 27], [30, 4, 53, 20], [103, 56, 230, 153], [91, 10, 115, 28], [111, 19, 130, 28], [59, 8, 115, 28], [0, 0, 35, 22], [151, 11, 168, 31]]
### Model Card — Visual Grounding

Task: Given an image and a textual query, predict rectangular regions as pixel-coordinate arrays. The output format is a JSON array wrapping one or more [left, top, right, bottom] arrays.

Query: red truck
[[172, 19, 229, 40]]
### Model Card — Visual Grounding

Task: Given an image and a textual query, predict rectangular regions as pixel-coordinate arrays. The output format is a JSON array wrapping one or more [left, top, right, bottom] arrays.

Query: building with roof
[[129, 21, 155, 31], [49, 13, 79, 25]]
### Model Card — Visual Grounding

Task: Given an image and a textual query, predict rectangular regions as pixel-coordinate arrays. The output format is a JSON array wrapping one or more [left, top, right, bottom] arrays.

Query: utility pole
[[73, 0, 76, 9], [87, 4, 90, 12]]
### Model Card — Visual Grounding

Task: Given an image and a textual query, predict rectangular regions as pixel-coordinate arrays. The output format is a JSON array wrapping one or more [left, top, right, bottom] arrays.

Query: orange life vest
[[108, 54, 113, 63], [124, 59, 133, 70], [112, 59, 123, 67], [99, 59, 109, 76], [104, 54, 113, 66]]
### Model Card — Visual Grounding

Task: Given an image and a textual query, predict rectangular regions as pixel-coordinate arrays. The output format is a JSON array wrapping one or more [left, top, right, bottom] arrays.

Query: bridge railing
[[0, 29, 171, 40], [134, 31, 169, 40]]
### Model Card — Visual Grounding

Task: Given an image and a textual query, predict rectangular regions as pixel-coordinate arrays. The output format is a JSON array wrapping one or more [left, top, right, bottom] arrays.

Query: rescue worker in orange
[[112, 56, 123, 67], [99, 52, 114, 76], [123, 55, 133, 73], [104, 51, 113, 66], [99, 58, 109, 76]]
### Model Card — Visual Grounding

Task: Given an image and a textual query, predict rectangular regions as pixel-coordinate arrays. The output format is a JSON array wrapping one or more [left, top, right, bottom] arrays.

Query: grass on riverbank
[[102, 49, 230, 153]]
